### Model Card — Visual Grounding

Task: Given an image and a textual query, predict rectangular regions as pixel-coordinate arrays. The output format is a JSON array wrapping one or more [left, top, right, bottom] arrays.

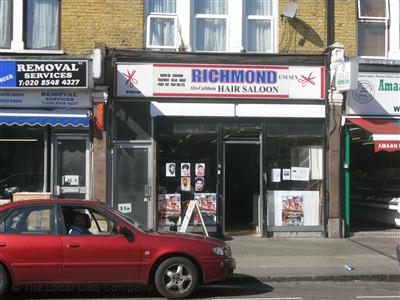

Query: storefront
[[343, 68, 400, 234], [110, 51, 327, 237], [0, 59, 92, 202]]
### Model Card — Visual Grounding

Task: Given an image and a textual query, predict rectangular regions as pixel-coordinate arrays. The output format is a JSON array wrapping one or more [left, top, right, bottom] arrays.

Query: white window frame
[[0, 0, 62, 54], [242, 0, 276, 53], [357, 0, 389, 59], [193, 3, 229, 52], [146, 14, 178, 49], [145, 0, 178, 50], [388, 0, 400, 59]]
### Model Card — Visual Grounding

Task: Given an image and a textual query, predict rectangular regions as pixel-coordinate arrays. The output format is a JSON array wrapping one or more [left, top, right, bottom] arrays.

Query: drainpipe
[[327, 0, 334, 47]]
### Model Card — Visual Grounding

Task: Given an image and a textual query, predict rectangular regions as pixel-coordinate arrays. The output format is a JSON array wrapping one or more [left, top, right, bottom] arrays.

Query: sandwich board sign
[[179, 200, 209, 237]]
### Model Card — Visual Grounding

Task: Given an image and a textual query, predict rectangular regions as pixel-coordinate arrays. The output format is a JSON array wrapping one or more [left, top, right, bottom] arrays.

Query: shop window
[[194, 0, 227, 51], [113, 102, 151, 141], [156, 118, 218, 231], [0, 0, 60, 52], [357, 0, 389, 58], [245, 0, 274, 52], [265, 122, 324, 228], [0, 126, 45, 200], [146, 0, 177, 49]]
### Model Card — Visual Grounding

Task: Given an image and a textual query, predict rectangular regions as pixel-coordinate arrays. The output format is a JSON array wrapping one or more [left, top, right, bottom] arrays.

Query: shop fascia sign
[[334, 59, 358, 91], [346, 72, 400, 116], [0, 90, 91, 108], [115, 63, 325, 100], [0, 60, 88, 89]]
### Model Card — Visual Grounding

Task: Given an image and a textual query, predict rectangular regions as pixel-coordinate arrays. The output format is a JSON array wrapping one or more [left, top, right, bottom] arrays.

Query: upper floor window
[[0, 0, 60, 51], [144, 0, 278, 53], [146, 0, 177, 49], [357, 0, 389, 57], [0, 0, 12, 48], [194, 0, 227, 51], [245, 0, 274, 52]]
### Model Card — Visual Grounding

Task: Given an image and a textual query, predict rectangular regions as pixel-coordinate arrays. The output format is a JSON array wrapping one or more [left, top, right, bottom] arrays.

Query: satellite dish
[[282, 3, 297, 19]]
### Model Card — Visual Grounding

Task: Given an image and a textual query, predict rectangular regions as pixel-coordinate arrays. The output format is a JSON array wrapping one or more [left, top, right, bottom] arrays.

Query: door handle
[[66, 243, 80, 248], [0, 242, 7, 247]]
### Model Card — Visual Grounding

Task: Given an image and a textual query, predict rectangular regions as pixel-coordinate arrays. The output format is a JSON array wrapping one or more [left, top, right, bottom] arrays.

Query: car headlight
[[212, 246, 224, 256]]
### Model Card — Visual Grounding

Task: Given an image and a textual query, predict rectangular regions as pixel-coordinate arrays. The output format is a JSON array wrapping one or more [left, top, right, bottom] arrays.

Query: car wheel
[[0, 264, 10, 297], [154, 257, 198, 299]]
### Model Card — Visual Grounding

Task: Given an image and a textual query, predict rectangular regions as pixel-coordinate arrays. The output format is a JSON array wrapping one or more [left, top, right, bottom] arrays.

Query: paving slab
[[226, 236, 400, 282]]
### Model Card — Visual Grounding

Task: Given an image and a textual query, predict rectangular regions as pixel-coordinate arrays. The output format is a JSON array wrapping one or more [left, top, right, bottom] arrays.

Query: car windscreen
[[104, 204, 150, 233]]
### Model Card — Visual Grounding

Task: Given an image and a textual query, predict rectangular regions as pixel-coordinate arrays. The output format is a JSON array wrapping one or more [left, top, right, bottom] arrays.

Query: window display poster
[[291, 167, 310, 181], [181, 177, 191, 191], [272, 168, 281, 182], [194, 193, 217, 225], [158, 194, 182, 226], [283, 169, 291, 180], [195, 163, 205, 176], [181, 163, 190, 176], [267, 190, 320, 226], [282, 195, 304, 226], [166, 163, 176, 177], [195, 177, 205, 192]]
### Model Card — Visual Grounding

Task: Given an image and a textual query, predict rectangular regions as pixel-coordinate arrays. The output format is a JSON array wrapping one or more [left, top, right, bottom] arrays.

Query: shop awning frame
[[0, 109, 90, 127], [345, 117, 400, 152]]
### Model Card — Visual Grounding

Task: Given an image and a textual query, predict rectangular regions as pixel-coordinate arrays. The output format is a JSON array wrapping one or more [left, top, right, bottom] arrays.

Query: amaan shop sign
[[115, 63, 325, 100], [0, 60, 88, 89]]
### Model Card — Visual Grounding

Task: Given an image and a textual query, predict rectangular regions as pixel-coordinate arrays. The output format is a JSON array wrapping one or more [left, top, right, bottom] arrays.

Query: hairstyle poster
[[195, 163, 205, 177], [158, 194, 181, 226], [165, 163, 176, 177], [181, 163, 191, 176], [281, 195, 304, 226], [194, 176, 205, 192], [181, 177, 191, 191], [194, 193, 217, 225]]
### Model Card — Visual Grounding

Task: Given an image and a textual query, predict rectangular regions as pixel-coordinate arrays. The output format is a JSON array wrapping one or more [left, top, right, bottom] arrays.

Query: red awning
[[347, 118, 400, 135], [347, 118, 400, 152]]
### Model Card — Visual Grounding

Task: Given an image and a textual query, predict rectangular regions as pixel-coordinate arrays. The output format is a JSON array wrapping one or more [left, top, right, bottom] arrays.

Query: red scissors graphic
[[123, 69, 138, 88], [298, 72, 316, 87]]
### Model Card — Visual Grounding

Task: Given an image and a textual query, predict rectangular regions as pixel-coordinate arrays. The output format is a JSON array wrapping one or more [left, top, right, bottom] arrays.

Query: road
[[6, 276, 400, 300]]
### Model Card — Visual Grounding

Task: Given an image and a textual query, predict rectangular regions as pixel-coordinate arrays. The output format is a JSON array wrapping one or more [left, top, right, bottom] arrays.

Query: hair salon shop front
[[110, 52, 327, 237]]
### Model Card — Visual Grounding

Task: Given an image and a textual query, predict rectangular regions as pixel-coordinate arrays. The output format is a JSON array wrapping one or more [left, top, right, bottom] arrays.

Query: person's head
[[182, 164, 189, 170], [195, 177, 204, 191], [168, 164, 175, 173], [197, 164, 204, 172], [182, 177, 189, 186]]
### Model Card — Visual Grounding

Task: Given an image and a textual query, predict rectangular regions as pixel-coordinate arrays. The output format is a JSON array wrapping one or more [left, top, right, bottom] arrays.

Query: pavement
[[225, 235, 400, 282]]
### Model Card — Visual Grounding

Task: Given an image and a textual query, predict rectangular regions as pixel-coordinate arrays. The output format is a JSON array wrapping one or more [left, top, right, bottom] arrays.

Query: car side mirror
[[116, 225, 127, 235], [116, 225, 134, 242]]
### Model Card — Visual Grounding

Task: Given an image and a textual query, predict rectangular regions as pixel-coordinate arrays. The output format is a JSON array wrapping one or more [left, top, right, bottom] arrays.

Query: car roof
[[0, 199, 104, 211]]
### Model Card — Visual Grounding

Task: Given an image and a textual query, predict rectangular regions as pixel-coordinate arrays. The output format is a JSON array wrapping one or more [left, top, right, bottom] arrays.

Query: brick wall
[[61, 0, 144, 55], [278, 0, 357, 57], [334, 0, 357, 58]]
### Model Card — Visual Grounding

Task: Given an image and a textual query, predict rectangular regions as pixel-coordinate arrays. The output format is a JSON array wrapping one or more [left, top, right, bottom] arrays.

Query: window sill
[[0, 49, 64, 55]]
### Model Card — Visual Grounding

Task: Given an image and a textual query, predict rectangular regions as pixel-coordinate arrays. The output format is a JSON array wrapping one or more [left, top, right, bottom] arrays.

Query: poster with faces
[[181, 163, 190, 176], [195, 177, 205, 192], [195, 163, 205, 177], [166, 163, 176, 177], [181, 177, 191, 191]]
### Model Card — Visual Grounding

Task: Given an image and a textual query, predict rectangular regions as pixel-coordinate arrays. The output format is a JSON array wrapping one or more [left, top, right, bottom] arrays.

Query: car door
[[0, 204, 62, 283], [61, 205, 142, 282]]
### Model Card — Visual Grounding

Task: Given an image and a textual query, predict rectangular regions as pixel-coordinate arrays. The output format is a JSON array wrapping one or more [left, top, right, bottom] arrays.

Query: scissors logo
[[298, 72, 316, 87], [123, 69, 138, 88]]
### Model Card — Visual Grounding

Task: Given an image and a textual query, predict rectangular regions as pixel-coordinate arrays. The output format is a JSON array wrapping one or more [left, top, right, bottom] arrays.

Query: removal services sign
[[115, 63, 325, 100], [0, 60, 88, 89]]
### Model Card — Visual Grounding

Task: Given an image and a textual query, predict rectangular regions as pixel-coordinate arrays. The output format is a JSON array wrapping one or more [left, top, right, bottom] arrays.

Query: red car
[[0, 200, 235, 299]]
